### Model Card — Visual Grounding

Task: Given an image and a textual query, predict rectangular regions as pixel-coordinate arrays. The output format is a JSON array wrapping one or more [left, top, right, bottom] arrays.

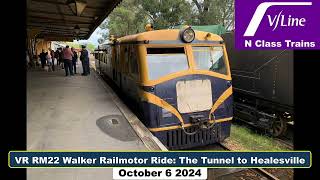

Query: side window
[[107, 47, 111, 64], [101, 52, 103, 63], [129, 45, 138, 75], [108, 46, 112, 64], [116, 45, 120, 66], [103, 52, 106, 63], [125, 46, 129, 62], [105, 48, 108, 64], [124, 45, 129, 72]]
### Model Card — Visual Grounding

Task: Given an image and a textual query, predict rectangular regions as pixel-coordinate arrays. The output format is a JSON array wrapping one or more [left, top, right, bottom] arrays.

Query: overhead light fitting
[[74, 25, 80, 34], [74, 25, 80, 40], [66, 0, 87, 16]]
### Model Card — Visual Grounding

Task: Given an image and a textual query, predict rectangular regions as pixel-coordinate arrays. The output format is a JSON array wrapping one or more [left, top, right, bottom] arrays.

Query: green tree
[[66, 42, 81, 48], [86, 43, 96, 52], [99, 0, 235, 40], [99, 0, 192, 38], [190, 0, 234, 30], [137, 0, 191, 29], [99, 0, 148, 37]]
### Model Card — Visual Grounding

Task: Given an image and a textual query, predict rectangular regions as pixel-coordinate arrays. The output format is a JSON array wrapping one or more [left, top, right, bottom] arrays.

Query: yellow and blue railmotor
[[94, 26, 233, 149]]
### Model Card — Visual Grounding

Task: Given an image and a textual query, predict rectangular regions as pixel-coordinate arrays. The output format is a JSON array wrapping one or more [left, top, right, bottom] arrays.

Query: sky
[[87, 27, 104, 45], [74, 27, 107, 46]]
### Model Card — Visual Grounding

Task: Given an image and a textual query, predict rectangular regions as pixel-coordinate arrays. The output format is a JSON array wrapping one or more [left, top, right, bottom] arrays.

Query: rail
[[205, 143, 283, 180]]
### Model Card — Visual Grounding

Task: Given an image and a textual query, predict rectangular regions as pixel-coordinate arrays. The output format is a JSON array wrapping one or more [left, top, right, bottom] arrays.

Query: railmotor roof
[[172, 25, 226, 35], [116, 29, 224, 44]]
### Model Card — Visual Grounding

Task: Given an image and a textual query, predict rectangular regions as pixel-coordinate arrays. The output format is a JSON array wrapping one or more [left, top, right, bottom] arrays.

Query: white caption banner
[[113, 167, 207, 179]]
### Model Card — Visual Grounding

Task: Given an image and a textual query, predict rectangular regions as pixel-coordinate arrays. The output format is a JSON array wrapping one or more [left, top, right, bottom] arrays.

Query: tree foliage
[[190, 0, 234, 29], [136, 0, 192, 29], [99, 0, 148, 38], [99, 0, 234, 40], [86, 43, 96, 52], [65, 42, 96, 52]]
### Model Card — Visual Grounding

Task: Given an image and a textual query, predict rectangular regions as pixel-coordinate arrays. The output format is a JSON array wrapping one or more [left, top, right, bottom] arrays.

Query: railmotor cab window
[[192, 46, 227, 75], [146, 47, 189, 80]]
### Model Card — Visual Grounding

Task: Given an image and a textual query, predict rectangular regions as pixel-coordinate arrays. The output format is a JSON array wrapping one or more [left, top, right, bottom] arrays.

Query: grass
[[227, 124, 290, 151]]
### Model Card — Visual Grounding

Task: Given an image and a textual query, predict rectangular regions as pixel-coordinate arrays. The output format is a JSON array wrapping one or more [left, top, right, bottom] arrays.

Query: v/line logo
[[268, 10, 306, 31], [244, 2, 312, 37]]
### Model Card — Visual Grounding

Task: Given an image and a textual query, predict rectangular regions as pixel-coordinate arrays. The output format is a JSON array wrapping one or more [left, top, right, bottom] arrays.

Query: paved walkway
[[27, 63, 146, 180]]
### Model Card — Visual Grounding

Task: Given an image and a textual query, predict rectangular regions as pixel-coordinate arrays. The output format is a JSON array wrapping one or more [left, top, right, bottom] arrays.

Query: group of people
[[38, 45, 90, 76], [39, 48, 55, 71]]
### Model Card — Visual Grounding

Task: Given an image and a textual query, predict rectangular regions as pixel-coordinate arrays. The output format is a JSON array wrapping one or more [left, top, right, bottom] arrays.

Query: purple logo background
[[235, 0, 320, 49]]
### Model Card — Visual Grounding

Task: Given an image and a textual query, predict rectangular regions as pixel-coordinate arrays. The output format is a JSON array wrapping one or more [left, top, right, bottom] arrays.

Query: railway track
[[274, 137, 293, 150], [197, 143, 291, 180], [275, 123, 294, 149], [95, 69, 292, 180], [220, 143, 281, 180]]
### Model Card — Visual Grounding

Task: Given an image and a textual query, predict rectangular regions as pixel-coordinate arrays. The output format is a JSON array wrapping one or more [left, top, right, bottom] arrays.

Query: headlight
[[180, 26, 195, 43]]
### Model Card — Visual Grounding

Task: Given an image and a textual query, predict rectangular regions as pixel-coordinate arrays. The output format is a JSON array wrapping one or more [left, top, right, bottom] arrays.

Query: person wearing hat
[[39, 49, 47, 69], [80, 45, 90, 76]]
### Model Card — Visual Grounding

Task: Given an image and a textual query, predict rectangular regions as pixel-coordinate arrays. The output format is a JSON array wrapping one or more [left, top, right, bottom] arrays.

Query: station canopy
[[27, 0, 122, 41]]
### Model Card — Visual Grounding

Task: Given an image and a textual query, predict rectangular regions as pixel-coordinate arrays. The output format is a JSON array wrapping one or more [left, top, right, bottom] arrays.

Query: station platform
[[27, 64, 147, 180]]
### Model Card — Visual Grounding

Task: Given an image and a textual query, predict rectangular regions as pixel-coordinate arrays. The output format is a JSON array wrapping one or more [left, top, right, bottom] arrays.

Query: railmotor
[[95, 26, 233, 149]]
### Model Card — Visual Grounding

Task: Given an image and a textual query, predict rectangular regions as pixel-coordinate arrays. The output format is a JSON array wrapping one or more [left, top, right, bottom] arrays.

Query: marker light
[[180, 27, 195, 43]]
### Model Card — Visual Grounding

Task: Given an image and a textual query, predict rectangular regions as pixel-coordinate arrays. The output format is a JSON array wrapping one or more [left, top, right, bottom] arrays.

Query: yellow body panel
[[112, 29, 231, 85], [117, 29, 223, 43]]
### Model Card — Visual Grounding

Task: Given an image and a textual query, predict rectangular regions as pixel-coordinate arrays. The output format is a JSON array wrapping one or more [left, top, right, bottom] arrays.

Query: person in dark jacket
[[39, 49, 47, 68], [71, 47, 78, 74], [49, 48, 55, 71], [80, 45, 90, 76], [58, 48, 64, 69], [54, 50, 60, 69]]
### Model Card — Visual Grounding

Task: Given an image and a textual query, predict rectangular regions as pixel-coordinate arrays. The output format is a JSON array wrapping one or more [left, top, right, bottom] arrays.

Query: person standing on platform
[[54, 49, 60, 69], [58, 48, 64, 69], [80, 45, 89, 76], [39, 49, 46, 69], [87, 49, 91, 75], [54, 50, 58, 70], [26, 50, 30, 69], [62, 45, 74, 76], [71, 47, 78, 74], [49, 48, 55, 71], [46, 52, 53, 72]]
